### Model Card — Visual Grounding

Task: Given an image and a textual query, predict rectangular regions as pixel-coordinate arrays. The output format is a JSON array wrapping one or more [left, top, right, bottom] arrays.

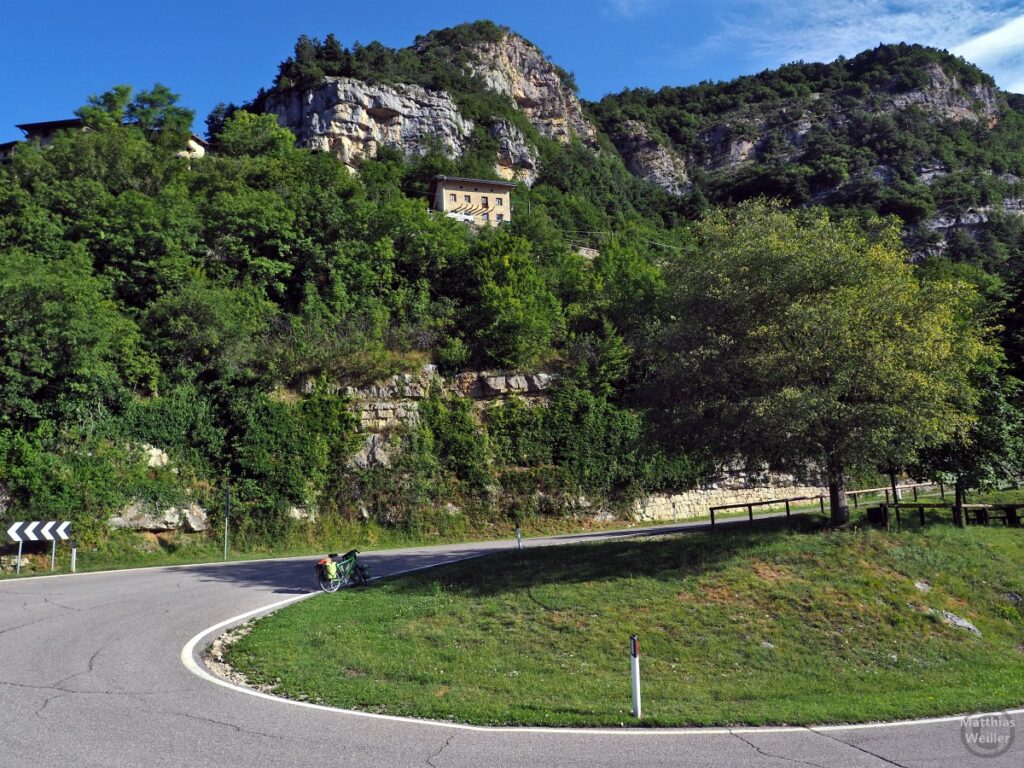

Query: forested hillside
[[0, 23, 1021, 546]]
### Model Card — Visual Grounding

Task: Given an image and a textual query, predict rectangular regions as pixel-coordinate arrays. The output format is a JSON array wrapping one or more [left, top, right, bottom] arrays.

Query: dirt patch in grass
[[751, 559, 795, 582]]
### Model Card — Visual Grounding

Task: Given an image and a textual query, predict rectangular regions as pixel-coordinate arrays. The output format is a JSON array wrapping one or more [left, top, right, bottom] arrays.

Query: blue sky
[[2, 1, 1023, 143]]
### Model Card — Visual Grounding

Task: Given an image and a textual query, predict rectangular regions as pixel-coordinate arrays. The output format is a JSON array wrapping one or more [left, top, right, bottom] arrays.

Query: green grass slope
[[226, 516, 1024, 726]]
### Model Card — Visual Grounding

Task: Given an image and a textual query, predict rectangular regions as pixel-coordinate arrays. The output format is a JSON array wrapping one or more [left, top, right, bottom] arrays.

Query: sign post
[[7, 521, 72, 575]]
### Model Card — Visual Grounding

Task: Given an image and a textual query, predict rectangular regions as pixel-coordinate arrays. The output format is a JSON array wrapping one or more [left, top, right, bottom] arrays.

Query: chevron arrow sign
[[7, 521, 72, 542]]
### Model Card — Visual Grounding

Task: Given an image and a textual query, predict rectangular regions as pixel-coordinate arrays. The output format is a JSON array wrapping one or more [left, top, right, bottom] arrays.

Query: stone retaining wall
[[632, 485, 827, 522], [324, 367, 559, 442]]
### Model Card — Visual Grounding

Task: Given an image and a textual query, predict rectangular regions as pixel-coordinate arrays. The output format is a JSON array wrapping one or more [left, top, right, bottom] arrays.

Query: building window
[[449, 193, 456, 202], [481, 196, 489, 208], [496, 214, 504, 222], [482, 212, 490, 222], [496, 198, 503, 207], [464, 194, 471, 203]]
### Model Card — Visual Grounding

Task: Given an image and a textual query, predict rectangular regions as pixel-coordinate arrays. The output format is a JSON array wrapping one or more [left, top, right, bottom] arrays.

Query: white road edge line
[[180, 555, 1024, 737]]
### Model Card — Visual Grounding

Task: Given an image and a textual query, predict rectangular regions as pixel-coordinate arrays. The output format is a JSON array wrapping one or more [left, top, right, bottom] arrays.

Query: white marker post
[[70, 540, 77, 574], [515, 526, 522, 550], [630, 634, 642, 719], [43, 522, 56, 571], [223, 486, 231, 562]]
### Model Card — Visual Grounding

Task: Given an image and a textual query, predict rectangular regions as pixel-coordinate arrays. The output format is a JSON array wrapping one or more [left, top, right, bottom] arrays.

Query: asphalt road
[[1, 518, 1021, 768]]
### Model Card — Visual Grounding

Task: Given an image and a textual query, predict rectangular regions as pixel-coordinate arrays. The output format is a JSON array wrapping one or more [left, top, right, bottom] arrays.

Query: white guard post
[[630, 634, 642, 719]]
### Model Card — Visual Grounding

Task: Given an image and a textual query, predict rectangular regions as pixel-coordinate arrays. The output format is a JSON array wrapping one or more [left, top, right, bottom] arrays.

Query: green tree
[[467, 230, 563, 368], [652, 201, 988, 524], [0, 250, 156, 429], [215, 111, 296, 157], [913, 360, 1024, 523]]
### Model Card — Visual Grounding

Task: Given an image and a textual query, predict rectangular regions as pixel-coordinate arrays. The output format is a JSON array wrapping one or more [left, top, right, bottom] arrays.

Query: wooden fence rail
[[708, 482, 947, 527]]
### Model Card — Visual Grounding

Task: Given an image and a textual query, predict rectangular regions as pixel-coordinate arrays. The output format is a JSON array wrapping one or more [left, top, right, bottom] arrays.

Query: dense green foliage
[[1, 29, 1021, 548], [652, 200, 997, 523], [0, 85, 682, 542]]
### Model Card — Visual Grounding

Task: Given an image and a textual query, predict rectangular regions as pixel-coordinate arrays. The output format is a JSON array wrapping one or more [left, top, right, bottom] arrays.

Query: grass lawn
[[225, 512, 1024, 727]]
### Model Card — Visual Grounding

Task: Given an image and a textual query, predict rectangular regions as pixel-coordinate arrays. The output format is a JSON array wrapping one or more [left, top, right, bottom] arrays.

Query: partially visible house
[[0, 141, 17, 163], [16, 118, 88, 148], [4, 118, 209, 159], [428, 175, 515, 227]]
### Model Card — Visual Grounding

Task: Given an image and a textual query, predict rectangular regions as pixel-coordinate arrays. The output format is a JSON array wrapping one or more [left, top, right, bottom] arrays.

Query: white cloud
[[699, 1, 1024, 92], [954, 13, 1024, 93], [955, 14, 1024, 61], [604, 0, 656, 19]]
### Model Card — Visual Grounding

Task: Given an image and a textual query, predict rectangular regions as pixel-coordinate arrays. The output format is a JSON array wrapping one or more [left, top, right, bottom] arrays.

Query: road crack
[[730, 730, 832, 768], [52, 647, 103, 690], [34, 692, 72, 719], [0, 617, 51, 636], [171, 711, 283, 740], [810, 728, 911, 768], [43, 596, 81, 612], [426, 733, 457, 768]]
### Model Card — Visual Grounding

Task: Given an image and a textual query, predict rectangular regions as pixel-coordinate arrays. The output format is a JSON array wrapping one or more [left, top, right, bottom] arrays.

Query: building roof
[[429, 175, 518, 192], [13, 118, 210, 150], [16, 118, 84, 134]]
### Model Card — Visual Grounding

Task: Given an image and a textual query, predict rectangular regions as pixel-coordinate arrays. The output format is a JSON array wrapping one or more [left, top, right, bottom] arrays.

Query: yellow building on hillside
[[429, 175, 515, 227]]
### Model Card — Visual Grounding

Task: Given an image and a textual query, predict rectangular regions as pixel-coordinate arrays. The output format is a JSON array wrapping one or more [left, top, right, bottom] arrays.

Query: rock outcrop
[[610, 120, 689, 196], [614, 62, 1001, 190], [308, 367, 559, 468], [490, 119, 540, 185], [110, 502, 208, 533], [267, 77, 473, 168], [466, 33, 597, 145], [884, 64, 998, 126]]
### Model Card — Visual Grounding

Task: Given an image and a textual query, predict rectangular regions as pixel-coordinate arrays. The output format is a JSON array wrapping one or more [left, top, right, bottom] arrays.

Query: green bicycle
[[315, 549, 370, 592]]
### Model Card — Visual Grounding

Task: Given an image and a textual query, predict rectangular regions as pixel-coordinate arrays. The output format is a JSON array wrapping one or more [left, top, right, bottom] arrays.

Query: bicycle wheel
[[352, 564, 370, 587], [318, 571, 341, 593]]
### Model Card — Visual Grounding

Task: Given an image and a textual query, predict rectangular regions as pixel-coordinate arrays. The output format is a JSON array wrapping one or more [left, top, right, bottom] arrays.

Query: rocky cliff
[[609, 119, 689, 196], [602, 56, 1004, 197], [490, 119, 540, 185], [267, 77, 473, 169], [464, 33, 597, 145], [884, 63, 999, 126], [266, 31, 596, 182]]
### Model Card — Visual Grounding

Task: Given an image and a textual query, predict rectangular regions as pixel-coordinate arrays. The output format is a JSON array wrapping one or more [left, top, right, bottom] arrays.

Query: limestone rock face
[[699, 126, 758, 170], [466, 33, 597, 144], [636, 63, 1000, 185], [490, 119, 539, 185], [110, 501, 208, 532], [267, 77, 474, 168], [884, 64, 999, 126], [182, 504, 208, 533], [110, 501, 179, 532], [610, 120, 689, 196], [347, 433, 395, 469], [141, 444, 169, 468]]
